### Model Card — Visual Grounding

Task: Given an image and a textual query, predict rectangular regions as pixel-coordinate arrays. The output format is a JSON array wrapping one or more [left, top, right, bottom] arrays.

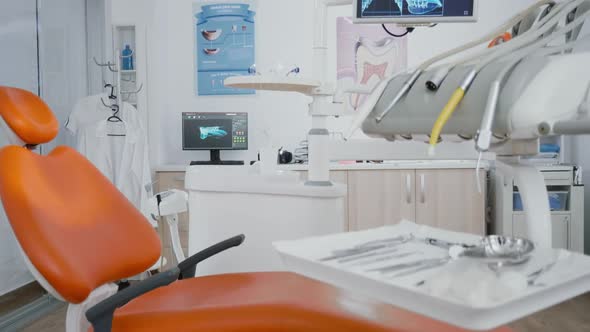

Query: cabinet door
[[348, 170, 416, 231], [155, 172, 190, 268], [513, 214, 569, 249], [416, 169, 486, 235]]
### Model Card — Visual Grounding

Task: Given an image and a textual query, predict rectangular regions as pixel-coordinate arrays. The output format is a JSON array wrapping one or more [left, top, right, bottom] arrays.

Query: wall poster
[[337, 17, 407, 111], [193, 1, 257, 96]]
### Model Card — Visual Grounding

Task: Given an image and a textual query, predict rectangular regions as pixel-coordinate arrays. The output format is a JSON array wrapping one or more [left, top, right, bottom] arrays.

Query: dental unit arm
[[344, 0, 590, 248], [147, 189, 189, 264]]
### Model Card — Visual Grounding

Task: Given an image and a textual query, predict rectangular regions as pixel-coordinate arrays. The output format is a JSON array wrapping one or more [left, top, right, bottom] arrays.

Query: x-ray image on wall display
[[194, 1, 256, 96]]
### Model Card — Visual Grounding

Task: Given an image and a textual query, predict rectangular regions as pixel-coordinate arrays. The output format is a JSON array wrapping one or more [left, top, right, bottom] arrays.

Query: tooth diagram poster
[[337, 17, 407, 111], [194, 1, 256, 96]]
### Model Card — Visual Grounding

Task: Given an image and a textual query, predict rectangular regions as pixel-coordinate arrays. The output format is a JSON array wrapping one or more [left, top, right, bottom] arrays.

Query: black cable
[[382, 24, 415, 38]]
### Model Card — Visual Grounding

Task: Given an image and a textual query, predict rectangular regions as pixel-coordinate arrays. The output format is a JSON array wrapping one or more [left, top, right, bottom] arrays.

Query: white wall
[[0, 0, 92, 296], [0, 0, 38, 296], [38, 0, 89, 152], [110, 0, 540, 165]]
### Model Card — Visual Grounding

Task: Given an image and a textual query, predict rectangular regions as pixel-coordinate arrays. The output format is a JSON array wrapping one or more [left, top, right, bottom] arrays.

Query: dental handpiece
[[375, 69, 423, 123]]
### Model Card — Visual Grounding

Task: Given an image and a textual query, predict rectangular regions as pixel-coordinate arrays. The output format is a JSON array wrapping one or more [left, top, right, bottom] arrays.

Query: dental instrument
[[424, 238, 476, 250], [320, 234, 413, 261], [425, 65, 452, 91], [338, 247, 402, 264], [353, 0, 590, 248], [461, 236, 536, 266], [344, 1, 557, 139], [346, 234, 414, 249], [429, 0, 590, 153], [389, 258, 451, 278], [351, 252, 418, 267], [526, 262, 557, 286], [367, 0, 557, 125], [368, 257, 449, 274]]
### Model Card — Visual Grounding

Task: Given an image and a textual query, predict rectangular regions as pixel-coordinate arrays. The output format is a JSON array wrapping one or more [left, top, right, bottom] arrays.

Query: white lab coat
[[66, 94, 153, 221]]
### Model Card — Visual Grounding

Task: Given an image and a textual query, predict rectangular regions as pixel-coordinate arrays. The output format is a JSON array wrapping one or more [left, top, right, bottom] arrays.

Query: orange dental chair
[[0, 86, 513, 332]]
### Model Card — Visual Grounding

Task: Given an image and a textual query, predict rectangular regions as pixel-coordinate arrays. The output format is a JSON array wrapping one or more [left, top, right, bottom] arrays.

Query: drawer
[[541, 171, 572, 185]]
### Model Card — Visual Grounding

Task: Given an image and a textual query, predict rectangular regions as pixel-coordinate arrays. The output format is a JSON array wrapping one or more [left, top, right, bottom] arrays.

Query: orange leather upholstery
[[98, 272, 512, 332], [0, 87, 59, 144], [0, 146, 161, 303]]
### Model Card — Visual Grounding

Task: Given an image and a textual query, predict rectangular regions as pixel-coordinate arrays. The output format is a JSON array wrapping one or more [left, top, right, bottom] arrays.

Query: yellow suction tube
[[429, 88, 466, 148]]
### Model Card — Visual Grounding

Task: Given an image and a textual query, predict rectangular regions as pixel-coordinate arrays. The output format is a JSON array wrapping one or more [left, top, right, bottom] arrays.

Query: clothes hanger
[[105, 104, 126, 137], [107, 104, 123, 123], [105, 84, 117, 100]]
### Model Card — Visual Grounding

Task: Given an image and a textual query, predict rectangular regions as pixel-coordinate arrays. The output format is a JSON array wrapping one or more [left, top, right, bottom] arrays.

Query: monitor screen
[[355, 0, 477, 23], [182, 112, 248, 150]]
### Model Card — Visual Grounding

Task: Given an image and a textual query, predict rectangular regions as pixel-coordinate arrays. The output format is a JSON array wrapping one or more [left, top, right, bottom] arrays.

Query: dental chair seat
[[97, 272, 510, 332]]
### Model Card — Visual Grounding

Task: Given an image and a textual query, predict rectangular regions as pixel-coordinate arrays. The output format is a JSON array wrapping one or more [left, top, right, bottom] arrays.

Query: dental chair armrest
[[178, 234, 245, 279], [86, 267, 181, 332]]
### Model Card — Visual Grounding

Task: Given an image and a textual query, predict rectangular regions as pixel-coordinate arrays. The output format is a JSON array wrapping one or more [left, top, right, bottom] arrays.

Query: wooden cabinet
[[348, 170, 416, 231], [415, 169, 486, 236], [156, 167, 488, 261], [154, 172, 189, 268], [347, 169, 486, 235]]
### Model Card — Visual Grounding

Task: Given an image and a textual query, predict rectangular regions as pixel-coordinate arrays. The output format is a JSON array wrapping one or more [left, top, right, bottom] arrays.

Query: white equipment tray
[[273, 221, 590, 331]]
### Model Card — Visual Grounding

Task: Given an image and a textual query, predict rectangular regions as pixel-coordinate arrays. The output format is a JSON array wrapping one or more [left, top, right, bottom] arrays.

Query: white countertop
[[155, 160, 489, 173]]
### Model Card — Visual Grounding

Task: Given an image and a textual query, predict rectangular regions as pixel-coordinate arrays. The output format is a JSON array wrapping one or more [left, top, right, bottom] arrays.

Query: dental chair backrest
[[0, 86, 161, 304]]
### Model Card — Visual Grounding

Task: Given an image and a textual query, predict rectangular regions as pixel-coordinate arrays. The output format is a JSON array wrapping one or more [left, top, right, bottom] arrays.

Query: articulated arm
[[179, 234, 245, 279], [86, 268, 180, 332], [86, 234, 246, 332]]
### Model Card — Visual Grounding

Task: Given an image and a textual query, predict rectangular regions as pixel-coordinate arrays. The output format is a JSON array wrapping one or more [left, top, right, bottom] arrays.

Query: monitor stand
[[190, 150, 244, 166]]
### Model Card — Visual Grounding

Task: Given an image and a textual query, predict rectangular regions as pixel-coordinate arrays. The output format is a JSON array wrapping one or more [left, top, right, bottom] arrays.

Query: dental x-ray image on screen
[[359, 0, 474, 19], [199, 126, 228, 140], [184, 118, 233, 149]]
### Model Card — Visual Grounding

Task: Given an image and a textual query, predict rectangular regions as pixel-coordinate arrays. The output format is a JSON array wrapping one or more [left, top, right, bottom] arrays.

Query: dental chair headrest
[[0, 87, 59, 145]]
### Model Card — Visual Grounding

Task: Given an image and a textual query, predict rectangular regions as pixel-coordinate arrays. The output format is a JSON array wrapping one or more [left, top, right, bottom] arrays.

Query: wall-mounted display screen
[[182, 112, 248, 150], [355, 0, 478, 24]]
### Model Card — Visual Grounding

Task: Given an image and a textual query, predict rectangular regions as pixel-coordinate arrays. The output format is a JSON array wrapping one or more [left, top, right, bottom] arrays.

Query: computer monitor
[[354, 0, 478, 24], [182, 112, 248, 165]]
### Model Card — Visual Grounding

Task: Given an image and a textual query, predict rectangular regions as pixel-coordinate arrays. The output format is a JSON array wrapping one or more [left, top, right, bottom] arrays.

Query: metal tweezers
[[337, 247, 402, 264], [319, 235, 414, 262], [350, 252, 418, 267], [368, 257, 449, 275]]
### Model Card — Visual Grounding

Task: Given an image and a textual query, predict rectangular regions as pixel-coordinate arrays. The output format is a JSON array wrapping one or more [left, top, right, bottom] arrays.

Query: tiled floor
[[16, 293, 590, 332]]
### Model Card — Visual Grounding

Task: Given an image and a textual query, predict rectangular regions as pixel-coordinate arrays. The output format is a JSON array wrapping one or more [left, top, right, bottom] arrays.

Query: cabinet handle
[[420, 174, 426, 204], [405, 174, 412, 204]]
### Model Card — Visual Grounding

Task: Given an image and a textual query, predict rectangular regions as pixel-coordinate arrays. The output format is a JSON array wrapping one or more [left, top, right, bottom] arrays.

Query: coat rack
[[93, 50, 143, 108]]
